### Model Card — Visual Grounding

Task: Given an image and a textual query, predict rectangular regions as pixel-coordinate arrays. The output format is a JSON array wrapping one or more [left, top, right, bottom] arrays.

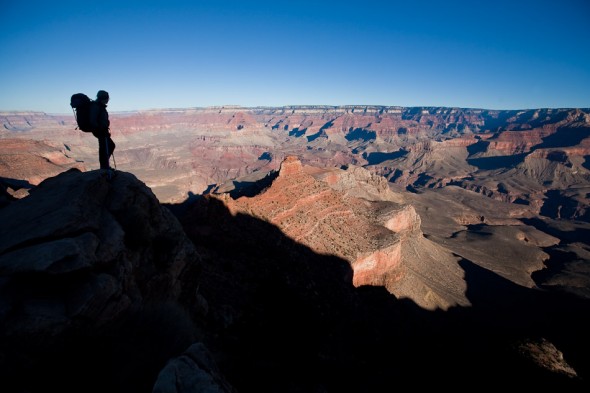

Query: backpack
[[70, 93, 95, 132]]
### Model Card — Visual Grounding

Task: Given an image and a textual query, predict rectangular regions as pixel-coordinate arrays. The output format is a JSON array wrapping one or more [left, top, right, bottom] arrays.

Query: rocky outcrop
[[153, 343, 237, 393], [217, 156, 468, 310], [0, 169, 217, 392]]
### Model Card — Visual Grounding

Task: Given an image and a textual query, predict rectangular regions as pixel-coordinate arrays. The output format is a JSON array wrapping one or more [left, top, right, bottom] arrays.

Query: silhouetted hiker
[[90, 90, 116, 173]]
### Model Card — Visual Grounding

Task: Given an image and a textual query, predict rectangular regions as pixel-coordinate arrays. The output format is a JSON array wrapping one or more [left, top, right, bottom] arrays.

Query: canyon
[[2, 106, 589, 215], [1, 105, 590, 390], [2, 105, 589, 300]]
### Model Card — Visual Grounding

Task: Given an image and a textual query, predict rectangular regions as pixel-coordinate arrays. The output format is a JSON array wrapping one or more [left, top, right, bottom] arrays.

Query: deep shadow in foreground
[[1, 170, 588, 392], [169, 196, 590, 392]]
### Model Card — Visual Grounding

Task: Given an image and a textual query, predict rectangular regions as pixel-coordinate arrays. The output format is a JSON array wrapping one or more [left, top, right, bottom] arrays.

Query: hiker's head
[[96, 90, 109, 104]]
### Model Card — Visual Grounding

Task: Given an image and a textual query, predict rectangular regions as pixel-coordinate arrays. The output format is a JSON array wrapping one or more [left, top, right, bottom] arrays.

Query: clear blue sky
[[1, 0, 589, 113]]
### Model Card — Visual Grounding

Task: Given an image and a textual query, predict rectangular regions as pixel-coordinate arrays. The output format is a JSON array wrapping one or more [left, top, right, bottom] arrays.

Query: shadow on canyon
[[345, 127, 377, 142], [0, 177, 34, 190], [538, 126, 590, 149], [0, 177, 34, 208], [521, 217, 590, 244], [364, 150, 407, 165], [165, 195, 590, 391], [467, 153, 528, 170], [2, 168, 590, 392]]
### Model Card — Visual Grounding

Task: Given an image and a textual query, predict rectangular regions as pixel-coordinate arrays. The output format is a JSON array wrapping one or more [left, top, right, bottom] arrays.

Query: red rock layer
[[217, 156, 468, 309]]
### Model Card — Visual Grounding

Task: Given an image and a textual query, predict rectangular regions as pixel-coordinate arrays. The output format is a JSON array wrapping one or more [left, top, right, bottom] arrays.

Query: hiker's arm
[[98, 110, 110, 131]]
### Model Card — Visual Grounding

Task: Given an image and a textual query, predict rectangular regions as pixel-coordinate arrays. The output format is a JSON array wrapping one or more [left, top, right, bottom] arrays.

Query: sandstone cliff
[[215, 156, 468, 310]]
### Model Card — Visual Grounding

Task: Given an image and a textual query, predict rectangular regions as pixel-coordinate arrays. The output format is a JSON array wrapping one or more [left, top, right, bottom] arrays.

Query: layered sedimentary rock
[[2, 105, 588, 303], [3, 106, 588, 221], [216, 156, 468, 310], [0, 138, 85, 189]]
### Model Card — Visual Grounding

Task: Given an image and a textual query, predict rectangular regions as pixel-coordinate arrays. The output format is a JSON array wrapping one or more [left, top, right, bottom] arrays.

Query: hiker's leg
[[98, 137, 109, 169], [108, 137, 116, 158]]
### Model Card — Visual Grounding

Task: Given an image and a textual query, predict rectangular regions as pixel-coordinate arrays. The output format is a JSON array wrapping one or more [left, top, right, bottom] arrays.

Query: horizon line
[[2, 104, 590, 116]]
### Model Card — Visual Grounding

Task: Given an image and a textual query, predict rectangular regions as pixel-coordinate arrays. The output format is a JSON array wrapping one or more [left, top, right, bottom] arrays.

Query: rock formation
[[1, 105, 590, 391], [0, 138, 85, 191], [215, 156, 468, 310], [0, 169, 229, 392], [0, 167, 589, 391], [3, 106, 589, 215], [176, 158, 590, 392]]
